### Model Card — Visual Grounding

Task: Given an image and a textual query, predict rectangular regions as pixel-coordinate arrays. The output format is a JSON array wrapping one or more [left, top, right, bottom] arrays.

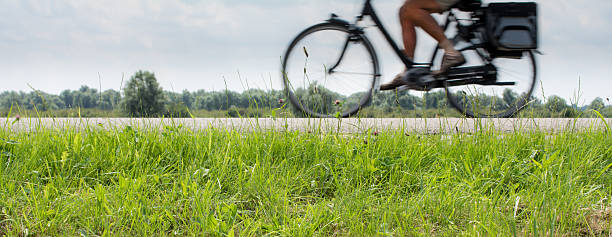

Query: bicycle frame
[[357, 0, 415, 67], [327, 0, 432, 81], [356, 0, 463, 68], [329, 0, 462, 71], [328, 0, 510, 90]]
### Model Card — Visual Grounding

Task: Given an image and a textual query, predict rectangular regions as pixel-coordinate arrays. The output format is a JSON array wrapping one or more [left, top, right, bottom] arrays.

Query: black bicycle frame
[[330, 0, 506, 89], [358, 0, 414, 67], [327, 0, 426, 74], [356, 0, 455, 68]]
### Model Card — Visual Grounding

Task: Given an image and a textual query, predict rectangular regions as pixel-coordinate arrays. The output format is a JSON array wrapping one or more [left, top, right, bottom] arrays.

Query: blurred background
[[0, 0, 609, 117]]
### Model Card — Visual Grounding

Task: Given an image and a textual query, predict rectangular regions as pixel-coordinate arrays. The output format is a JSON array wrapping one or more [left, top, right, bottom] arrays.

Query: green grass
[[0, 121, 611, 236], [3, 105, 610, 118]]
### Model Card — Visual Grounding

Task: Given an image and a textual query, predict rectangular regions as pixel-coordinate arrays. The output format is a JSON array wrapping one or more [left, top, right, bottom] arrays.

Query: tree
[[589, 97, 605, 111], [182, 90, 194, 109], [397, 91, 421, 110], [0, 91, 23, 109], [122, 71, 165, 117], [545, 95, 568, 113], [75, 86, 98, 108], [292, 83, 344, 116], [100, 90, 121, 110], [423, 91, 447, 109], [60, 90, 74, 108], [502, 89, 518, 108], [371, 91, 396, 111]]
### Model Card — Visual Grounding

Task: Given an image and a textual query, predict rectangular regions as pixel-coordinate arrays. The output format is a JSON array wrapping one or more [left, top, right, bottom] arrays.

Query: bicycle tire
[[441, 45, 538, 118], [281, 22, 380, 118]]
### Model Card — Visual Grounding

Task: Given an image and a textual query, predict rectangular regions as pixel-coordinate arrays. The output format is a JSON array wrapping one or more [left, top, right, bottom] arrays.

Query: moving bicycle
[[281, 0, 539, 118]]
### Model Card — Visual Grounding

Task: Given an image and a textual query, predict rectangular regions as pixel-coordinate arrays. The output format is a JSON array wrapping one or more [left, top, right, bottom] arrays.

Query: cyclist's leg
[[382, 0, 461, 90], [399, 0, 464, 74], [381, 0, 443, 90], [399, 0, 448, 58]]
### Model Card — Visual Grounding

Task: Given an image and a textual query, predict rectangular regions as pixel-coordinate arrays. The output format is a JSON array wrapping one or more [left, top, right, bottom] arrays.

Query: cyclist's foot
[[433, 51, 466, 76], [380, 70, 408, 91]]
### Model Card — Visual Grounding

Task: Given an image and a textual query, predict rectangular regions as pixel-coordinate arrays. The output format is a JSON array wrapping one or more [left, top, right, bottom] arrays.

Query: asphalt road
[[1, 118, 610, 134]]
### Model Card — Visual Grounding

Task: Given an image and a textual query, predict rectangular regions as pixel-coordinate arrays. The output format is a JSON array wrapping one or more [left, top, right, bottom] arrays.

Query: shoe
[[380, 70, 408, 91], [433, 52, 466, 76]]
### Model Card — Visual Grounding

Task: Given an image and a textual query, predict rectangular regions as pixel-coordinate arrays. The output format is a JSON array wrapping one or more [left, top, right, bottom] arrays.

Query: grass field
[[0, 120, 611, 236]]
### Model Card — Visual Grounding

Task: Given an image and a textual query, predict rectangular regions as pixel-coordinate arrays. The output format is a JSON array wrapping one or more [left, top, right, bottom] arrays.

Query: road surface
[[1, 118, 610, 134]]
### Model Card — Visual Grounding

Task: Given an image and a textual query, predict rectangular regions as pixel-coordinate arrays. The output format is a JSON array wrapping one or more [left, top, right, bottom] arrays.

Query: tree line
[[0, 70, 610, 117]]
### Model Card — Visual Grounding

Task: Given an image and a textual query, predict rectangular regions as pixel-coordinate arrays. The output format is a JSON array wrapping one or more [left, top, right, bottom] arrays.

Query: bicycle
[[281, 0, 539, 118]]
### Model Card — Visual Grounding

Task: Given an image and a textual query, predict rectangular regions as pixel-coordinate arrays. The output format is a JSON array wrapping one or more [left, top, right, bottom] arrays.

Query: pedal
[[402, 68, 428, 83], [396, 85, 410, 91], [401, 68, 436, 91], [419, 74, 436, 85]]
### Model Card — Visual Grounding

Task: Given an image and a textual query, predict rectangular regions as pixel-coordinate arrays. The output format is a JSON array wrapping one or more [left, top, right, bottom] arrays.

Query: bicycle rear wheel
[[440, 44, 537, 118], [281, 22, 380, 118]]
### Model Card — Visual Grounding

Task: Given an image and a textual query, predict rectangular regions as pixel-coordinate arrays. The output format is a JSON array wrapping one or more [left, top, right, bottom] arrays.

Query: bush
[[164, 102, 191, 118], [226, 106, 264, 118]]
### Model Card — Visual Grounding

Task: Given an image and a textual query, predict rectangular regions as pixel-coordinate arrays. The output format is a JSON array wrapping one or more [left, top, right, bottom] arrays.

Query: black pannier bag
[[486, 2, 538, 51], [455, 0, 482, 12]]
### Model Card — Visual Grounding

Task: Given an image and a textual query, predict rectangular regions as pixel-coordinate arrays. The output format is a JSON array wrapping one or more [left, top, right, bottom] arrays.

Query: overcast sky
[[0, 0, 610, 104]]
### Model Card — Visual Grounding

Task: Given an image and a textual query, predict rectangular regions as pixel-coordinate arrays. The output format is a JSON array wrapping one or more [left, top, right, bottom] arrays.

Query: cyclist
[[380, 0, 466, 90]]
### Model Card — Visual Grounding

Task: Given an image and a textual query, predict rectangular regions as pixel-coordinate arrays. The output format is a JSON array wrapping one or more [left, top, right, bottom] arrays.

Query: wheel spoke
[[282, 23, 377, 118], [443, 47, 536, 118], [330, 71, 376, 76]]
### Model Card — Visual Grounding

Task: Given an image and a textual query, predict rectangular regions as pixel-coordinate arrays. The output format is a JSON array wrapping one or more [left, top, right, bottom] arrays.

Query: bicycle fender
[[326, 14, 350, 27]]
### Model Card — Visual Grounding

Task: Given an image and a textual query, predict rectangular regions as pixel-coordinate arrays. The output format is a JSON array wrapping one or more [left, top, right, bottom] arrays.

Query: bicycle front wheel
[[281, 22, 380, 118]]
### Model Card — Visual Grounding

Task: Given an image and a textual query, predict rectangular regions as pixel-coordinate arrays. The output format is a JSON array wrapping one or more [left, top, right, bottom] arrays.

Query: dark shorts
[[436, 0, 461, 11]]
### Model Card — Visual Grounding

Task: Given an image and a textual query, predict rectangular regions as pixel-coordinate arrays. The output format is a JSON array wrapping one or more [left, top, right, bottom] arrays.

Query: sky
[[0, 0, 610, 105]]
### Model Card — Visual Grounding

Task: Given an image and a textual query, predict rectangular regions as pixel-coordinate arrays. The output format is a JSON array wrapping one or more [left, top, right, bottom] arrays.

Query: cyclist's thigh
[[403, 0, 445, 13]]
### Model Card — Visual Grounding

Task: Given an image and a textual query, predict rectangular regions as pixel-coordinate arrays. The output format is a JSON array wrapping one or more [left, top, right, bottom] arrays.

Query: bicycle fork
[[327, 30, 364, 75]]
